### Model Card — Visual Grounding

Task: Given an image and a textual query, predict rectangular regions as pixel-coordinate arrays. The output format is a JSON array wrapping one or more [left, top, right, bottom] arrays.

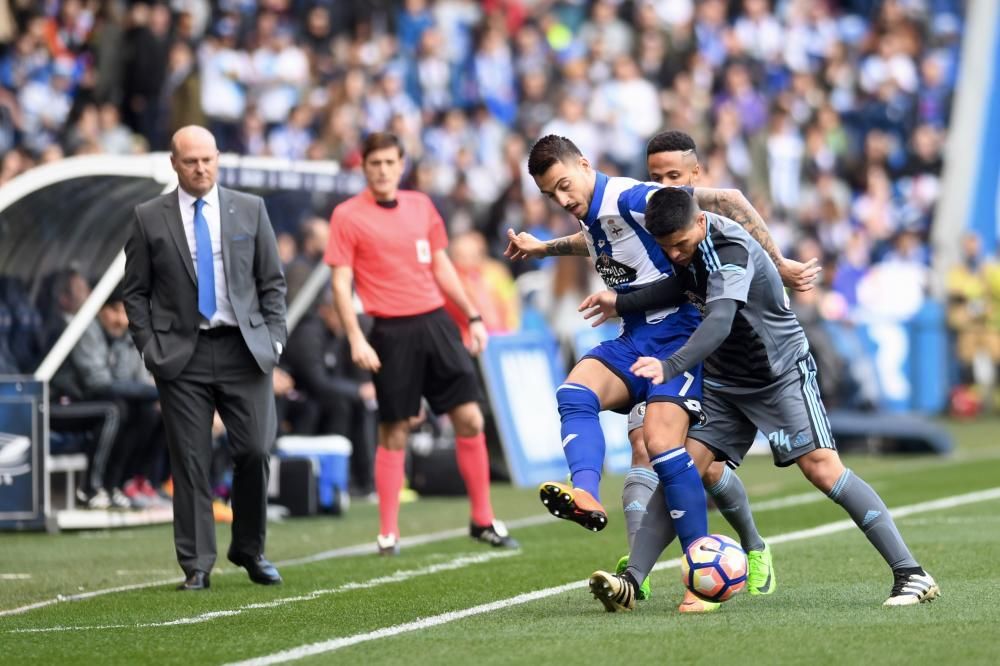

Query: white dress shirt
[[177, 185, 238, 328]]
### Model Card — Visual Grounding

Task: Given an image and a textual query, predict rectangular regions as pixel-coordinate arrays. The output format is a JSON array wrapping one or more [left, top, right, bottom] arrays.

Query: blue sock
[[556, 383, 605, 500], [651, 447, 707, 551]]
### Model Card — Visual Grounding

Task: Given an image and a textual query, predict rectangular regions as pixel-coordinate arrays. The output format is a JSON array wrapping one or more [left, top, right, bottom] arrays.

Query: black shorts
[[369, 308, 481, 423]]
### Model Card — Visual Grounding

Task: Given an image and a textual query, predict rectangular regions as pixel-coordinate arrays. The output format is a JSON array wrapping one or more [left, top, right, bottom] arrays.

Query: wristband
[[468, 315, 483, 324]]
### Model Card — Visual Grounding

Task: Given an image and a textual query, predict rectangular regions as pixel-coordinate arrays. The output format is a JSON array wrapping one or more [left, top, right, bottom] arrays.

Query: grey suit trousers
[[155, 326, 275, 575]]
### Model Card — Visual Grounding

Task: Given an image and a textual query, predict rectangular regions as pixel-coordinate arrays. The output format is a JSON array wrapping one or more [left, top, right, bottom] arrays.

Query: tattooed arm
[[693, 188, 783, 265], [505, 228, 588, 260], [692, 187, 821, 292], [544, 231, 589, 256]]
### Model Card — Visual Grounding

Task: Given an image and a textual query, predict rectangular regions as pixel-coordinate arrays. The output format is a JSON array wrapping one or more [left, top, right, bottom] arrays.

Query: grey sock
[[625, 483, 676, 585], [707, 466, 765, 552], [828, 469, 918, 570], [622, 467, 659, 552]]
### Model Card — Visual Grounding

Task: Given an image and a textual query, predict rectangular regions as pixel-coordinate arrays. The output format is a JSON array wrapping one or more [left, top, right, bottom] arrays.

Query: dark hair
[[103, 285, 125, 308], [645, 130, 697, 158], [51, 268, 84, 302], [527, 135, 582, 176], [361, 132, 404, 160], [645, 187, 698, 237]]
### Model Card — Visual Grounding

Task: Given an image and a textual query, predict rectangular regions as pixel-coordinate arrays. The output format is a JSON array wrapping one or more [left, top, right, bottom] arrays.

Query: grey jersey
[[679, 212, 809, 386]]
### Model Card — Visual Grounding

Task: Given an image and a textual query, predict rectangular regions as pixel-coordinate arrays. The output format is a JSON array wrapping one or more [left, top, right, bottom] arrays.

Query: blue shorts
[[583, 324, 704, 422]]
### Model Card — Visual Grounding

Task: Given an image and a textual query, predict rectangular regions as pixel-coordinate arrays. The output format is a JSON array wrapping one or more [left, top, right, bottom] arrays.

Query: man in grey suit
[[123, 125, 286, 590]]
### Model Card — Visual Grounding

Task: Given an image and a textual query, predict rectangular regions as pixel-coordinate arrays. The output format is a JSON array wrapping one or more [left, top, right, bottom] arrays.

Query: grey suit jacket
[[123, 186, 287, 381]]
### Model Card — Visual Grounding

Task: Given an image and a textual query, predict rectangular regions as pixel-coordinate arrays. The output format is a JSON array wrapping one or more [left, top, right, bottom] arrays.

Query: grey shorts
[[688, 354, 836, 467]]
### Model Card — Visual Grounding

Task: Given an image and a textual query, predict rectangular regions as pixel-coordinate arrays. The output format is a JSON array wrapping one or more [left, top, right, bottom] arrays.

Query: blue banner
[[479, 331, 569, 488], [572, 325, 632, 474], [969, 11, 1000, 254], [852, 302, 949, 413], [479, 326, 638, 489], [0, 378, 45, 529]]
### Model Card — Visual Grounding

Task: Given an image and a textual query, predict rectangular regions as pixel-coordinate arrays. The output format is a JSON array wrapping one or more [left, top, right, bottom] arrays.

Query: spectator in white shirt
[[250, 26, 309, 126]]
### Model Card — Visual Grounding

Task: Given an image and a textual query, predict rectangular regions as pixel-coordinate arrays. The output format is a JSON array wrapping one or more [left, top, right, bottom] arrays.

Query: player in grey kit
[[586, 186, 939, 608]]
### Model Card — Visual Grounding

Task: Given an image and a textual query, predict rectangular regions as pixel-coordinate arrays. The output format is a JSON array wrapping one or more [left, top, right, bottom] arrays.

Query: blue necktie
[[194, 198, 217, 320]]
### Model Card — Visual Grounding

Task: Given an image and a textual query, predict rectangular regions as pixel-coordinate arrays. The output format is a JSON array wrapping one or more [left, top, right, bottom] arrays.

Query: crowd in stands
[[0, 0, 996, 508]]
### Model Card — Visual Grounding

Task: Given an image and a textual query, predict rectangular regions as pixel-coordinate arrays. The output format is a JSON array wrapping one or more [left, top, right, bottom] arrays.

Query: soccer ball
[[681, 534, 748, 602]]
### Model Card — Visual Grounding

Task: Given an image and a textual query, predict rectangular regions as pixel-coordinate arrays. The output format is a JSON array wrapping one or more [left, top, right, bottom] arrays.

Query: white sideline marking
[[277, 513, 555, 567], [0, 482, 974, 619], [0, 488, 822, 617], [233, 584, 585, 666], [226, 487, 1000, 666], [902, 515, 1000, 526], [0, 574, 32, 580], [0, 513, 553, 618], [7, 551, 519, 634]]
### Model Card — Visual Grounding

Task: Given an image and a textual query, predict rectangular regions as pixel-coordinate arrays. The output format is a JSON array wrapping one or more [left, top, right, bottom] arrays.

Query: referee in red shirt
[[325, 132, 517, 555]]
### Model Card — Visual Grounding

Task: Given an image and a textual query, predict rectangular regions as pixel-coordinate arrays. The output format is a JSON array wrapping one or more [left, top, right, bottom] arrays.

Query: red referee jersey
[[324, 189, 448, 318]]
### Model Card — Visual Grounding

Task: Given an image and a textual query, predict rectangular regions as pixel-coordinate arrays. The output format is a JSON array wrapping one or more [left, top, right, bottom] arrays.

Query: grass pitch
[[2, 418, 999, 665]]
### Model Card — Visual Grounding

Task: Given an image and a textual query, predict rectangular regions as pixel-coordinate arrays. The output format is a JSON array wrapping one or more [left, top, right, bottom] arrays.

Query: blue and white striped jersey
[[579, 172, 700, 333]]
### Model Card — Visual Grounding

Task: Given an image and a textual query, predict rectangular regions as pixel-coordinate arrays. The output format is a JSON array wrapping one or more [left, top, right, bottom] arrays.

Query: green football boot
[[616, 554, 651, 601], [746, 542, 775, 595]]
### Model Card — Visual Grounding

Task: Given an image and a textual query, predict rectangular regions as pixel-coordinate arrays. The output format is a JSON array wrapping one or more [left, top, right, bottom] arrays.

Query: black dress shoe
[[227, 552, 282, 585], [177, 570, 210, 591]]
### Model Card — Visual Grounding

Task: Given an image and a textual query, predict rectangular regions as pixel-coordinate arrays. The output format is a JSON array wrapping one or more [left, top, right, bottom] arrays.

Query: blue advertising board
[[479, 327, 636, 488], [0, 378, 46, 529], [479, 331, 569, 488], [848, 302, 949, 413], [571, 325, 632, 474]]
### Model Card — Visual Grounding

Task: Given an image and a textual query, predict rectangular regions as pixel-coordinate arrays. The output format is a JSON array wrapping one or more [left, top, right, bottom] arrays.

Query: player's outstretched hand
[[467, 320, 488, 356], [504, 228, 546, 261], [631, 356, 665, 385], [779, 257, 822, 292], [579, 289, 619, 327], [350, 337, 382, 372]]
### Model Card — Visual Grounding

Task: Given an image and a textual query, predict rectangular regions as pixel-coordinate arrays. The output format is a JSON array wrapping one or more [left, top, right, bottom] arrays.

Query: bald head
[[170, 125, 219, 197], [171, 125, 217, 155]]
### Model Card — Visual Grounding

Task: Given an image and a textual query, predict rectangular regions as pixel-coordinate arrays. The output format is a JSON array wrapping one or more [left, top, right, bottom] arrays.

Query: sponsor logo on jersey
[[595, 255, 638, 288], [684, 290, 706, 314]]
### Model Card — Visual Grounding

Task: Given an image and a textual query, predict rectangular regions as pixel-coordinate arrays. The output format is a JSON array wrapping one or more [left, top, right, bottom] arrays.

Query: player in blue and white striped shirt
[[505, 135, 709, 559]]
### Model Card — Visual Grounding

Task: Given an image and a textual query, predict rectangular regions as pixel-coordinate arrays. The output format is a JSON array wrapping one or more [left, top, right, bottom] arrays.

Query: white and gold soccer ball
[[681, 534, 748, 602]]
